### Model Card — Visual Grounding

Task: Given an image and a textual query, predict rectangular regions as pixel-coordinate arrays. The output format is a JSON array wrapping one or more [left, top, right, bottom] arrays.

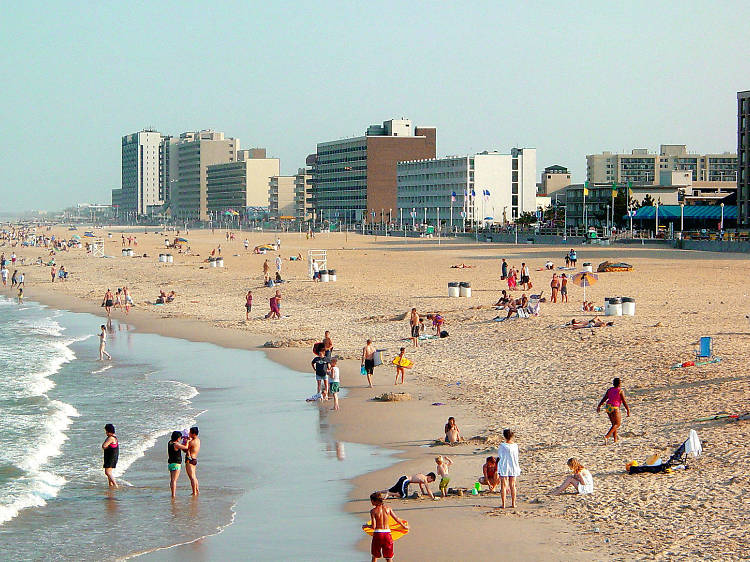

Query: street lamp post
[[720, 202, 725, 232], [680, 203, 684, 233]]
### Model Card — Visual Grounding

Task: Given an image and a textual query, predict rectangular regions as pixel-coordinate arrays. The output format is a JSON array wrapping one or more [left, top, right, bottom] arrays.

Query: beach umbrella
[[571, 271, 598, 301], [83, 232, 95, 238], [176, 237, 188, 243], [484, 216, 494, 221], [71, 234, 81, 240]]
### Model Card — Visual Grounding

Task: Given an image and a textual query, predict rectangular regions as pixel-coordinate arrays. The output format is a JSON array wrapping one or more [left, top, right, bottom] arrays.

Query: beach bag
[[360, 365, 367, 376], [528, 281, 533, 289], [440, 330, 449, 338]]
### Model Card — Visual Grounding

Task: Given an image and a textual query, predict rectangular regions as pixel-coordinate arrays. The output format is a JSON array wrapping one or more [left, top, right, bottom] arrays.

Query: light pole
[[680, 203, 684, 233], [720, 202, 725, 232], [655, 201, 659, 237]]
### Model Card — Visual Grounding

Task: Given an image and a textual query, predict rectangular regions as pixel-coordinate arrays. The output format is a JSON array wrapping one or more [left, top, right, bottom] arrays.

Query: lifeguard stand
[[92, 238, 105, 257], [308, 249, 327, 278]]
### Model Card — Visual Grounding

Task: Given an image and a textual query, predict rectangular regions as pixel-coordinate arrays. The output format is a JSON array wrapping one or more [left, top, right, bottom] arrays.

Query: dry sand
[[5, 227, 750, 560]]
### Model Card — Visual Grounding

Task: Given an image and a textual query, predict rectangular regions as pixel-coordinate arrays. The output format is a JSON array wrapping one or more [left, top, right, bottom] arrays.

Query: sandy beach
[[5, 227, 750, 560]]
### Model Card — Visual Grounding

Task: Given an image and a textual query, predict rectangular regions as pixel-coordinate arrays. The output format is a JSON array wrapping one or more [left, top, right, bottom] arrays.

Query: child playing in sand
[[497, 428, 520, 508], [362, 492, 408, 561], [435, 455, 453, 497], [394, 347, 410, 385]]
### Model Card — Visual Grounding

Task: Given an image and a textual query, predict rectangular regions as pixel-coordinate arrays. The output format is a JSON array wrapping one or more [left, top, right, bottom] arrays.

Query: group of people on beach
[[1, 253, 25, 303], [500, 259, 532, 291], [101, 287, 134, 315], [102, 424, 201, 498]]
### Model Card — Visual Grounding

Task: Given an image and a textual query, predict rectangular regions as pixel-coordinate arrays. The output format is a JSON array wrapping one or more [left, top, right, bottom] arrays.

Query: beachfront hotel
[[587, 145, 737, 185], [119, 129, 164, 217], [537, 164, 572, 196], [205, 149, 279, 220], [294, 162, 314, 221], [311, 118, 436, 224], [171, 130, 240, 222], [396, 148, 537, 228], [268, 175, 297, 219], [739, 90, 750, 226]]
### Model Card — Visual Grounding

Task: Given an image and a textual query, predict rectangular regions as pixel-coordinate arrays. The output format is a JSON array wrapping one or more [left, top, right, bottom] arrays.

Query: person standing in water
[[102, 423, 119, 488], [167, 431, 184, 498], [98, 325, 112, 360], [596, 377, 630, 443], [184, 427, 200, 496]]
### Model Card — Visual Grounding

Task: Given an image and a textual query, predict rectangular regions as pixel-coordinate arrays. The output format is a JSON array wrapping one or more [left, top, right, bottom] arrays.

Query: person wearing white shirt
[[496, 428, 521, 508]]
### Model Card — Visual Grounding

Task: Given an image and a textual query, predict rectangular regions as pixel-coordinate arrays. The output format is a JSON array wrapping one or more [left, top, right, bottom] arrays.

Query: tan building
[[268, 176, 296, 218], [739, 90, 750, 226], [172, 130, 240, 221], [587, 145, 737, 186], [538, 164, 571, 195], [206, 149, 279, 217]]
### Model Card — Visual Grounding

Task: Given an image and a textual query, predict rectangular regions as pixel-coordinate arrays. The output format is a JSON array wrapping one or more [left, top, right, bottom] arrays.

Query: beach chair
[[666, 429, 702, 468], [525, 296, 541, 317], [695, 337, 712, 359]]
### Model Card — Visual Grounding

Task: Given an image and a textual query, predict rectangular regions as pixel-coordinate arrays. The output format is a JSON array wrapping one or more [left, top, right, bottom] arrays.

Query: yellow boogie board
[[363, 516, 409, 541], [392, 357, 413, 368]]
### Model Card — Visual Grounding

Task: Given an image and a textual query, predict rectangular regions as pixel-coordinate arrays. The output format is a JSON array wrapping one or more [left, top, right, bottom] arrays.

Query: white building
[[396, 148, 536, 228], [120, 129, 163, 215]]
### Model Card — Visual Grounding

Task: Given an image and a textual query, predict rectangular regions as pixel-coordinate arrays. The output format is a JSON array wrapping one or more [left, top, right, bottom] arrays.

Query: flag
[[628, 181, 633, 198], [583, 188, 589, 196], [451, 192, 456, 202], [485, 189, 491, 197], [612, 189, 618, 198], [471, 189, 475, 197]]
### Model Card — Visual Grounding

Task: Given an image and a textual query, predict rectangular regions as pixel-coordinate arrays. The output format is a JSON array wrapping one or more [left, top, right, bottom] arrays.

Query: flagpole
[[437, 206, 440, 244], [450, 196, 453, 235]]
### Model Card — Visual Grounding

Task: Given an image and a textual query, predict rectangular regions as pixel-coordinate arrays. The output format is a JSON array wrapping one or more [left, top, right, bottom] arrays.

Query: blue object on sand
[[696, 336, 712, 359]]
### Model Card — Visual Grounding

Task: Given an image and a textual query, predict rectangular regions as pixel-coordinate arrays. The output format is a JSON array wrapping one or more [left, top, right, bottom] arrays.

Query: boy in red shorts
[[363, 492, 408, 561]]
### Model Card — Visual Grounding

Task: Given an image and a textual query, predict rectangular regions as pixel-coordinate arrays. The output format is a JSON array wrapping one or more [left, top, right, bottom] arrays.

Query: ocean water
[[0, 295, 397, 561]]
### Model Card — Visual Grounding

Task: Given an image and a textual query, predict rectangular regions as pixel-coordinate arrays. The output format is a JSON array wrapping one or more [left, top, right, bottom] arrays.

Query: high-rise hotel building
[[739, 90, 750, 226], [312, 119, 436, 223], [119, 129, 163, 216]]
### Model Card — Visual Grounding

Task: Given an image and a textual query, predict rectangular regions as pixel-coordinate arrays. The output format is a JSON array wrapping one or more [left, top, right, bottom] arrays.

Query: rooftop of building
[[544, 164, 569, 172], [589, 145, 735, 157]]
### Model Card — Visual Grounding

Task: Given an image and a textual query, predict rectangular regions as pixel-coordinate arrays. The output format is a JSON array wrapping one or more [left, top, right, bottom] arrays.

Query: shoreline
[[21, 284, 605, 560]]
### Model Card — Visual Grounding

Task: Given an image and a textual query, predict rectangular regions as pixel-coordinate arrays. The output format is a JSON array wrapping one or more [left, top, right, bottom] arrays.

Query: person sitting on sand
[[450, 263, 473, 268], [505, 294, 529, 319], [545, 260, 554, 270], [435, 455, 453, 497], [552, 458, 594, 495], [166, 291, 176, 303], [445, 417, 462, 444], [494, 290, 511, 307], [596, 377, 630, 443], [582, 300, 595, 312], [479, 456, 500, 492]]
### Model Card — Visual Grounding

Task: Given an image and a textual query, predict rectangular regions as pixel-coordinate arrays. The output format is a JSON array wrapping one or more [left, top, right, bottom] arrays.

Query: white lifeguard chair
[[308, 249, 327, 278], [92, 238, 105, 257]]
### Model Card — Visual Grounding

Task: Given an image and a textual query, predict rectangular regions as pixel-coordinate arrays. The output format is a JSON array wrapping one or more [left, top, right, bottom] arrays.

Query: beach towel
[[684, 429, 702, 458]]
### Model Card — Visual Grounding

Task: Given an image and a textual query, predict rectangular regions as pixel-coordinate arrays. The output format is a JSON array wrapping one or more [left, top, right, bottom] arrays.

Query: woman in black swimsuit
[[102, 423, 119, 488]]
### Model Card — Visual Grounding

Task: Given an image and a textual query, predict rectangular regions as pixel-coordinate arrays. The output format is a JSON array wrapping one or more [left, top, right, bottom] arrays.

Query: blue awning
[[624, 205, 737, 220]]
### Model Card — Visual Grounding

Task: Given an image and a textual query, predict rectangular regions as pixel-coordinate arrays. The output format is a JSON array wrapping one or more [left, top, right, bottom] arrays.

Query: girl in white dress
[[553, 458, 594, 495], [496, 428, 520, 508]]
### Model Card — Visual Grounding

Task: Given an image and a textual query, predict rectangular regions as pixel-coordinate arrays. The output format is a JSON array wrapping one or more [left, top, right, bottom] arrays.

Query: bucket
[[583, 262, 593, 273], [605, 297, 622, 316], [328, 269, 336, 282], [320, 270, 330, 282], [159, 254, 166, 263], [621, 297, 636, 316], [448, 282, 460, 298], [459, 282, 472, 298], [216, 257, 224, 267], [166, 254, 173, 263]]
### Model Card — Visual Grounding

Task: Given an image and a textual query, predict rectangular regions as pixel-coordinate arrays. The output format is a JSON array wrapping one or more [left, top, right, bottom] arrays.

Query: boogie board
[[363, 516, 409, 541], [392, 357, 413, 368]]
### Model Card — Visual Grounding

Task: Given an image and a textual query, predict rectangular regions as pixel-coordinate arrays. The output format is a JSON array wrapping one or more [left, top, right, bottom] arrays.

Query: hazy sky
[[2, 1, 748, 210]]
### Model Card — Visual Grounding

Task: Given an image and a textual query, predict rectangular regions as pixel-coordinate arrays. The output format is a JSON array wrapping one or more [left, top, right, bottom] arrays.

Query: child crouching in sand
[[435, 455, 453, 497]]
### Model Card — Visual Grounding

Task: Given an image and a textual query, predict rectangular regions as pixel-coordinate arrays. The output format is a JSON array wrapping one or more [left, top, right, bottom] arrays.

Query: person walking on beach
[[501, 258, 508, 280], [167, 431, 184, 499], [312, 348, 329, 397], [497, 428, 520, 508], [263, 259, 270, 284], [362, 339, 376, 388], [98, 325, 112, 360], [568, 249, 577, 267], [11, 269, 18, 288], [184, 427, 200, 496], [362, 492, 409, 562], [323, 330, 333, 361], [409, 308, 420, 348], [268, 290, 281, 320], [596, 377, 630, 444], [394, 347, 410, 385], [102, 423, 119, 488], [520, 263, 531, 291], [312, 258, 320, 281], [329, 358, 341, 411], [17, 272, 24, 288], [245, 290, 253, 320], [275, 254, 282, 276], [102, 289, 114, 317], [123, 286, 133, 315], [560, 274, 568, 303]]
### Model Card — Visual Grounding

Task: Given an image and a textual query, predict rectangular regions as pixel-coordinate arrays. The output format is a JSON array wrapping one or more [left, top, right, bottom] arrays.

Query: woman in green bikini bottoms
[[168, 431, 188, 498], [596, 378, 630, 444]]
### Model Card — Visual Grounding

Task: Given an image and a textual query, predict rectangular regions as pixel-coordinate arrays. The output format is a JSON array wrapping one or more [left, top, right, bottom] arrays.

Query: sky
[[1, 1, 749, 211]]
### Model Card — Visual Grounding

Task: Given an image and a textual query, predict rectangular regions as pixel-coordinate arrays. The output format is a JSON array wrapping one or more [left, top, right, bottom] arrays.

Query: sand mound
[[373, 392, 412, 402]]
